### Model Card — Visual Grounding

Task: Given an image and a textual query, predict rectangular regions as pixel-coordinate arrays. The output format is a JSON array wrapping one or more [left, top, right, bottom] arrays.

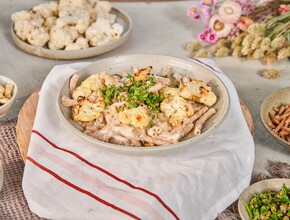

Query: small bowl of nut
[[260, 87, 290, 151], [0, 76, 18, 118]]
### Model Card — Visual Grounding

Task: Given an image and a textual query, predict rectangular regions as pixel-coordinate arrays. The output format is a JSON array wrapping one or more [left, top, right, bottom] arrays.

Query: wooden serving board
[[16, 91, 254, 162]]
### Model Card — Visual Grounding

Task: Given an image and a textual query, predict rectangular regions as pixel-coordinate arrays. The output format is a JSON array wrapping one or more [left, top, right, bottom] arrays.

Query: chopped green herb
[[246, 183, 290, 220], [101, 85, 116, 106]]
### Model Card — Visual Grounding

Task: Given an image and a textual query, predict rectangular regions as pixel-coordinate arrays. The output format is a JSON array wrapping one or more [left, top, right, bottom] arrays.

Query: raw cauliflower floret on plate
[[48, 25, 79, 50], [27, 27, 49, 47], [119, 106, 149, 128], [32, 1, 58, 19], [160, 95, 194, 127], [59, 0, 92, 12], [65, 36, 89, 50], [179, 79, 217, 107], [13, 20, 35, 41], [11, 10, 32, 22], [44, 16, 57, 29], [94, 0, 113, 20], [58, 6, 91, 34], [12, 11, 49, 46], [85, 17, 123, 46]]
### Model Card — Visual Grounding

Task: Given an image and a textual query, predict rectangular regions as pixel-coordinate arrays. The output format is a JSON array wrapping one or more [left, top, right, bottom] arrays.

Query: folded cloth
[[23, 59, 255, 220]]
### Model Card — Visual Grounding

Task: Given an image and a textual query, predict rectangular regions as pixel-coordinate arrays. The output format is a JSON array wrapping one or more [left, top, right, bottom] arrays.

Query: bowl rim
[[260, 86, 290, 149], [238, 178, 290, 220], [55, 54, 230, 153], [11, 6, 132, 60], [0, 75, 18, 110]]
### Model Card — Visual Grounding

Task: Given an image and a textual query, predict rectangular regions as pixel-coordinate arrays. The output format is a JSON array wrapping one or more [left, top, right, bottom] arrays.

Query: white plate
[[11, 7, 132, 60], [238, 178, 290, 220], [56, 54, 230, 152]]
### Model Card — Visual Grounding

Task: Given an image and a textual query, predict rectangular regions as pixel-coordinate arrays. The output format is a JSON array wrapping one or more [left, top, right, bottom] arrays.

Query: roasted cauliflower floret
[[160, 96, 194, 127], [133, 66, 152, 82], [179, 79, 217, 106], [65, 36, 89, 50], [72, 74, 105, 100], [72, 96, 105, 122], [119, 106, 149, 128], [85, 17, 123, 46], [48, 25, 79, 50], [32, 1, 58, 19], [160, 87, 180, 97]]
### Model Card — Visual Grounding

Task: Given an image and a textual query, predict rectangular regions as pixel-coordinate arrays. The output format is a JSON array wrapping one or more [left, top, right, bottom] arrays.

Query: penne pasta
[[268, 104, 290, 143]]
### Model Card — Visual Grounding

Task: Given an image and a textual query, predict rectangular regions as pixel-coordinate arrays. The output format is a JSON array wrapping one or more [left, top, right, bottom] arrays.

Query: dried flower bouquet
[[186, 0, 290, 66]]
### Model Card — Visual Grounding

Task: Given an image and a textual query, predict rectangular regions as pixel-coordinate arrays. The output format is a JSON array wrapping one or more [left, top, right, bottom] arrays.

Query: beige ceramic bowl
[[11, 7, 132, 60], [56, 54, 230, 152], [260, 87, 290, 151], [238, 178, 290, 220], [0, 76, 18, 118]]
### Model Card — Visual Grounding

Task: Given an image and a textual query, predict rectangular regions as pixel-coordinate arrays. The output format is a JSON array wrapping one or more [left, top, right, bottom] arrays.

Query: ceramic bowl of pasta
[[57, 54, 230, 152], [11, 0, 132, 60], [0, 76, 18, 118], [260, 87, 290, 151], [238, 178, 290, 220]]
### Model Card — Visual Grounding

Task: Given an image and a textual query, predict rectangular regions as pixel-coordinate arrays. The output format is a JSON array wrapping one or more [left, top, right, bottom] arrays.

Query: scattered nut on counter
[[0, 83, 14, 105]]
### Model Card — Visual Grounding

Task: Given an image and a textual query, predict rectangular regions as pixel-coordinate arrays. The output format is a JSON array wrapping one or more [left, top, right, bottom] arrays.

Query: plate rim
[[11, 6, 132, 60]]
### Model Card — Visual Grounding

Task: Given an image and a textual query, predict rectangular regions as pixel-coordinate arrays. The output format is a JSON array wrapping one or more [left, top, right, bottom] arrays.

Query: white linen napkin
[[23, 59, 255, 220]]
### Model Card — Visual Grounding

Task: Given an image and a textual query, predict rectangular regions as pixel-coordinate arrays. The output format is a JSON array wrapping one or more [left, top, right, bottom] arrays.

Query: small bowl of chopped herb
[[238, 178, 290, 220]]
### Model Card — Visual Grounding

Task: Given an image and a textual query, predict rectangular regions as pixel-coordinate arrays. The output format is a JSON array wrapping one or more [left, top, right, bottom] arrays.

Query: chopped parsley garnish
[[101, 73, 164, 113], [101, 84, 116, 106]]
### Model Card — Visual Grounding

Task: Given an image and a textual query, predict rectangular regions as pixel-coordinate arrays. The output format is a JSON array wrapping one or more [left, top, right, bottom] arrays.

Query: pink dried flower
[[198, 32, 207, 42], [206, 32, 218, 43], [209, 14, 233, 38], [278, 4, 290, 15], [201, 7, 211, 24], [218, 1, 242, 24], [198, 28, 217, 43], [187, 5, 200, 20]]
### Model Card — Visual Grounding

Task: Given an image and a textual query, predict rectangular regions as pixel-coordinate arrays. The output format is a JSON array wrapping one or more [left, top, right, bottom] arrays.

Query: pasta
[[61, 66, 218, 146], [268, 104, 290, 142]]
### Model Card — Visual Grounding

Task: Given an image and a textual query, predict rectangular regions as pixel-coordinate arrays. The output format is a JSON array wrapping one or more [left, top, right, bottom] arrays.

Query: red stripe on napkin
[[26, 156, 141, 220], [32, 130, 180, 220]]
